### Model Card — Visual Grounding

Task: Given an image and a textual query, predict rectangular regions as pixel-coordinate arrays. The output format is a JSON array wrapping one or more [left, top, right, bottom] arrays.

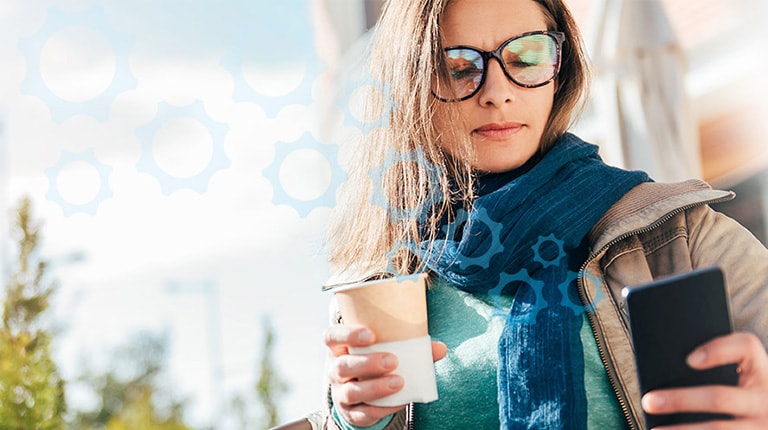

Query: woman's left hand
[[641, 331, 768, 429]]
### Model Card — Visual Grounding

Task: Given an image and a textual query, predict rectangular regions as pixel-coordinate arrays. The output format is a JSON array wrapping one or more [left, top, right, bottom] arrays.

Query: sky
[[0, 0, 363, 427]]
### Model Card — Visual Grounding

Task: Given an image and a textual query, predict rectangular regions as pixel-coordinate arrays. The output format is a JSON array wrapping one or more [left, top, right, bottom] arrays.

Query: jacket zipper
[[407, 402, 414, 430], [577, 195, 733, 430]]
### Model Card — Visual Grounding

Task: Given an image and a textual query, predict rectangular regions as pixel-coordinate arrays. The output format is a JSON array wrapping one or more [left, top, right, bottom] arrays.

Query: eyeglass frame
[[433, 30, 566, 102]]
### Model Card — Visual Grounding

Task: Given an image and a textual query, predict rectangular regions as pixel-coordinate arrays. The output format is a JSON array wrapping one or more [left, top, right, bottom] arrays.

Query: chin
[[475, 162, 525, 173], [474, 155, 531, 173], [472, 143, 538, 173]]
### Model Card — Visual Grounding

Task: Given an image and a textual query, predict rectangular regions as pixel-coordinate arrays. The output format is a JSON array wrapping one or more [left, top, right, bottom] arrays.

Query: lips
[[473, 122, 524, 140]]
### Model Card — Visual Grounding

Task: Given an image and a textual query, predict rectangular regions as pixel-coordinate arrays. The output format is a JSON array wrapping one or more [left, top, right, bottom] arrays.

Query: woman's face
[[437, 0, 555, 173]]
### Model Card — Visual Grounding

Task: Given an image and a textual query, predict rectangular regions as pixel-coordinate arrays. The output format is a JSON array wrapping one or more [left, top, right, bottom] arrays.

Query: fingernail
[[642, 393, 664, 411], [357, 329, 373, 344], [387, 376, 403, 389], [687, 349, 706, 366], [381, 355, 397, 370]]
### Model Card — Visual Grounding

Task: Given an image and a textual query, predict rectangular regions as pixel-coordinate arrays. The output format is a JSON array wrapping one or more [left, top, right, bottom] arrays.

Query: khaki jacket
[[583, 179, 768, 429], [320, 179, 768, 430]]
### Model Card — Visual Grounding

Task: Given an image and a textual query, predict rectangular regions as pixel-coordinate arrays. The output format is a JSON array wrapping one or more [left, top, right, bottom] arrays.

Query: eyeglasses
[[432, 30, 565, 102]]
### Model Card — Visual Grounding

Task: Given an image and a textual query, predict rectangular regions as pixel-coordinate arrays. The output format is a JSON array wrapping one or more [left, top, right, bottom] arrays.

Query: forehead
[[441, 0, 548, 48]]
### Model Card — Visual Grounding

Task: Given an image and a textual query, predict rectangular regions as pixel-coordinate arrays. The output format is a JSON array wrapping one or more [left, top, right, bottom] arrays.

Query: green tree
[[0, 196, 66, 429], [67, 332, 192, 430], [230, 316, 288, 429], [256, 318, 287, 427]]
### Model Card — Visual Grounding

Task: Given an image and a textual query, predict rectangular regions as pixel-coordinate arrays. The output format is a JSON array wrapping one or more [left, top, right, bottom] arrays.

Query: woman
[[320, 0, 768, 428]]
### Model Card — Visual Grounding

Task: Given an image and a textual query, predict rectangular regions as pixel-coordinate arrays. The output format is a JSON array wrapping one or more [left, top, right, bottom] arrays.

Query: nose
[[476, 58, 516, 107]]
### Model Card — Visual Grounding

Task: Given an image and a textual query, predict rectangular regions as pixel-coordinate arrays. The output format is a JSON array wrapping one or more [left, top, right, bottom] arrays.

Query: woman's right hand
[[324, 324, 447, 427]]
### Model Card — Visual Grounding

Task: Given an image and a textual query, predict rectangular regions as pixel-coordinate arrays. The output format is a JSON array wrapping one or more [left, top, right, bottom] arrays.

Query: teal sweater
[[413, 279, 628, 429], [335, 278, 628, 429]]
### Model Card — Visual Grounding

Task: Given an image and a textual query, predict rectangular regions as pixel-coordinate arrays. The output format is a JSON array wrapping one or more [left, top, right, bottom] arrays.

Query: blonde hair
[[326, 0, 589, 277]]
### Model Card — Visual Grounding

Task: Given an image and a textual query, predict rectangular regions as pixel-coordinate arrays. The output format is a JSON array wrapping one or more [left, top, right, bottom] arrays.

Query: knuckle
[[330, 356, 355, 381], [742, 332, 764, 353], [323, 326, 346, 346], [706, 388, 730, 410], [332, 383, 354, 406], [336, 358, 357, 380], [326, 360, 342, 382], [347, 408, 376, 427]]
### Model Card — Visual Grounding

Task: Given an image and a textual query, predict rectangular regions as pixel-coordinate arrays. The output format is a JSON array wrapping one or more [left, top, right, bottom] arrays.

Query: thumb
[[431, 341, 448, 362]]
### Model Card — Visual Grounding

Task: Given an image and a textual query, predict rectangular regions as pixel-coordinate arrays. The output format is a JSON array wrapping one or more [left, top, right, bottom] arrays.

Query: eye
[[450, 66, 482, 80], [445, 49, 483, 80], [506, 60, 534, 68]]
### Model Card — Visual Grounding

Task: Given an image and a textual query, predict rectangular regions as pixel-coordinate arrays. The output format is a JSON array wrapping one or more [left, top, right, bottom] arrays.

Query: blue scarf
[[416, 133, 651, 428]]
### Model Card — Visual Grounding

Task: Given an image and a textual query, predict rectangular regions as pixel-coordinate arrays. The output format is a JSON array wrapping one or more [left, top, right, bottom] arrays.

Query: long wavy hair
[[326, 0, 589, 278]]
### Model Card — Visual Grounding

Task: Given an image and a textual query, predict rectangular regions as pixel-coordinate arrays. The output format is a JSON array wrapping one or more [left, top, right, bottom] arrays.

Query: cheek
[[433, 106, 462, 155], [543, 88, 556, 118]]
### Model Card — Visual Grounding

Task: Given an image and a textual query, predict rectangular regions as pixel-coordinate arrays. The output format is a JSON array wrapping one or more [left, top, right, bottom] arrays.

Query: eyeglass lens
[[435, 33, 560, 102]]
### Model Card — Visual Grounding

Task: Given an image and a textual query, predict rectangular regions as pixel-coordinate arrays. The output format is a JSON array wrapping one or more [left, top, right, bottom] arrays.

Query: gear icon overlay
[[45, 148, 113, 216], [221, 1, 325, 118], [485, 233, 609, 320], [339, 73, 397, 135], [490, 268, 546, 319], [368, 147, 443, 223], [557, 268, 607, 316], [383, 240, 424, 281], [262, 132, 348, 218], [18, 6, 137, 123], [440, 208, 470, 241], [136, 100, 230, 195], [446, 207, 505, 272], [533, 233, 566, 268]]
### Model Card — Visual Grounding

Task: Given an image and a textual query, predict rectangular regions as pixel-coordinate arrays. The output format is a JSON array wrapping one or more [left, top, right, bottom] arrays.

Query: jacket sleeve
[[687, 204, 768, 349]]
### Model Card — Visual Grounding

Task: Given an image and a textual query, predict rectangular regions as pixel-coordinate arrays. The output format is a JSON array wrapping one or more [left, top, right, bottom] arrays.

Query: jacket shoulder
[[588, 179, 734, 252]]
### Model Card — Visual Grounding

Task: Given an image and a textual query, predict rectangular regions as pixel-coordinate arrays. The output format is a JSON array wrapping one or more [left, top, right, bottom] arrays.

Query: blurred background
[[0, 0, 766, 428]]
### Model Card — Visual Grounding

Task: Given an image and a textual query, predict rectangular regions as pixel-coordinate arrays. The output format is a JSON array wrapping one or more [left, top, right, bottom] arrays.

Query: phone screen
[[622, 266, 738, 428]]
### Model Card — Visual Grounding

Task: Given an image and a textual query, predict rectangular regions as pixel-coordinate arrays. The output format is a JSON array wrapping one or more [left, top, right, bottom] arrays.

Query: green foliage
[[229, 316, 288, 430], [0, 196, 66, 429], [104, 386, 189, 430], [67, 332, 192, 430], [256, 318, 287, 428]]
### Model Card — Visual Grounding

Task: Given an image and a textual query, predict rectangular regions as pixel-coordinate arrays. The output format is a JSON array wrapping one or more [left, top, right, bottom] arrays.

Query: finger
[[687, 332, 768, 385], [328, 352, 398, 384], [338, 402, 405, 427], [333, 375, 405, 412], [651, 419, 767, 430], [642, 385, 765, 418], [324, 325, 376, 356], [432, 341, 447, 362]]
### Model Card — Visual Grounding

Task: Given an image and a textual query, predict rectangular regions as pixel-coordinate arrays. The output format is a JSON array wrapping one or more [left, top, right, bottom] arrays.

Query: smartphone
[[622, 266, 738, 428]]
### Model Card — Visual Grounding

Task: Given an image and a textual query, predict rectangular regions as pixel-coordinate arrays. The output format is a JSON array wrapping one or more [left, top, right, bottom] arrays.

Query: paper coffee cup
[[331, 273, 438, 406]]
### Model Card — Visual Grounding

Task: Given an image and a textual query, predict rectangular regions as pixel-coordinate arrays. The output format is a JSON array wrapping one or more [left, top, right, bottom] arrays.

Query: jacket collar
[[588, 179, 734, 253]]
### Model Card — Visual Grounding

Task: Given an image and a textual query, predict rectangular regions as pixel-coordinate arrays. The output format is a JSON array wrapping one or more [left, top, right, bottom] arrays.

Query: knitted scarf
[[416, 133, 651, 428]]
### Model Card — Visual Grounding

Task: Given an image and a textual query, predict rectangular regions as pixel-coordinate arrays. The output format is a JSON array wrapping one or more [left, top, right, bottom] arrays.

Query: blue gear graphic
[[532, 233, 566, 268], [490, 268, 547, 319], [383, 240, 423, 280], [339, 74, 397, 135], [45, 148, 113, 216], [262, 132, 348, 218], [451, 207, 505, 271], [220, 1, 325, 118], [557, 268, 608, 316], [441, 208, 470, 240], [136, 100, 230, 195], [368, 147, 443, 223], [18, 6, 137, 123]]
